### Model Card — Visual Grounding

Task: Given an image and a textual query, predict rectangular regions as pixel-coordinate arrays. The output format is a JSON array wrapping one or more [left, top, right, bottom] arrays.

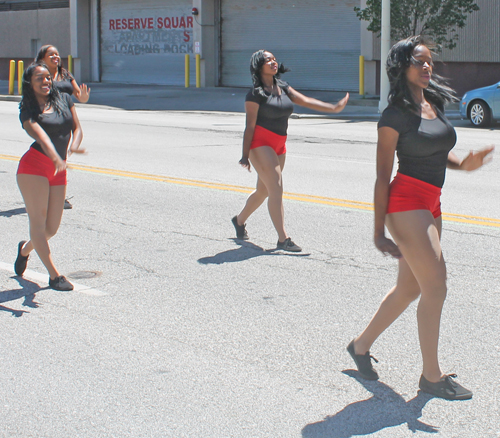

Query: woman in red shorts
[[347, 36, 494, 400], [232, 49, 349, 251], [14, 62, 84, 291], [37, 44, 92, 209]]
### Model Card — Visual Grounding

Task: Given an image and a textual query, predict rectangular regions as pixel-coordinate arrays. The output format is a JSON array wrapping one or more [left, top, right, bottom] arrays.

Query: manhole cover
[[67, 271, 102, 280]]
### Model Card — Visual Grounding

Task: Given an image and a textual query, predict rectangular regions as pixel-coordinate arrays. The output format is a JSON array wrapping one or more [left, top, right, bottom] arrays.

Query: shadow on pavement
[[301, 370, 438, 438], [0, 207, 27, 217], [198, 240, 310, 264], [0, 305, 30, 317], [0, 276, 44, 314]]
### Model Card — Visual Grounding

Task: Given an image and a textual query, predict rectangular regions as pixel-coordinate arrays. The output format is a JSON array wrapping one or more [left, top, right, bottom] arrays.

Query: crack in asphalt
[[444, 226, 500, 239]]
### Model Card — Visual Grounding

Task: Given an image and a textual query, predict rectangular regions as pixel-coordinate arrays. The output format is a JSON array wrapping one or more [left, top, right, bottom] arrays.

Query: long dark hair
[[250, 50, 290, 97], [35, 45, 72, 80], [19, 62, 67, 120], [386, 36, 457, 112]]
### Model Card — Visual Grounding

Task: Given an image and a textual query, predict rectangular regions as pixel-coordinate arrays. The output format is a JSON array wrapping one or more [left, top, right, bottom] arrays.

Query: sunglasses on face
[[410, 56, 434, 68]]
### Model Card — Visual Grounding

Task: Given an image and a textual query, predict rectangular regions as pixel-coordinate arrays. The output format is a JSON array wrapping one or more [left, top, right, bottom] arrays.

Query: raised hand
[[334, 92, 349, 113], [78, 83, 91, 103]]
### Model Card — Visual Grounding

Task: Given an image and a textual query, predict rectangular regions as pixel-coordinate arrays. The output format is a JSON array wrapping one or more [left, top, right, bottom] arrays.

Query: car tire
[[468, 100, 491, 127]]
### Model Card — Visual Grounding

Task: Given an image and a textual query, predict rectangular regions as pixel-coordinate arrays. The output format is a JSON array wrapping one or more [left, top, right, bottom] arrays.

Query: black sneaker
[[347, 340, 379, 380], [231, 216, 248, 240], [419, 374, 472, 400], [14, 241, 29, 276], [276, 237, 302, 252], [49, 275, 74, 291]]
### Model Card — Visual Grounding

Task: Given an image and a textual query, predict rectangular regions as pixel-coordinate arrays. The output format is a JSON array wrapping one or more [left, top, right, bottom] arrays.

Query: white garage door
[[220, 0, 360, 91], [100, 0, 194, 85]]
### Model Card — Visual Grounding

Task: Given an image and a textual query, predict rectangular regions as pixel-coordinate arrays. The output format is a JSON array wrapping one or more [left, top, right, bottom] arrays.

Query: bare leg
[[354, 257, 421, 353], [390, 212, 445, 382], [17, 174, 66, 279], [242, 147, 287, 241], [236, 176, 268, 225], [354, 210, 446, 382]]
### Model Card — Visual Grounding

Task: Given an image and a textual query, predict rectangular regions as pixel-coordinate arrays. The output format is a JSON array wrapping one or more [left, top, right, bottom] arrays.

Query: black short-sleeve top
[[245, 85, 294, 136], [20, 93, 75, 160], [52, 72, 75, 95], [378, 105, 457, 188]]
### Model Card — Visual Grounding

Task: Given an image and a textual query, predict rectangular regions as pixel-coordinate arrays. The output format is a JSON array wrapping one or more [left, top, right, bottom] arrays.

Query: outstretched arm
[[287, 86, 349, 113], [447, 145, 494, 171]]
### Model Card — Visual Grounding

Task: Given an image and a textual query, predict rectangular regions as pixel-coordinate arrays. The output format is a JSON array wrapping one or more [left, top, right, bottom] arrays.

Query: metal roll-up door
[[220, 0, 360, 91], [100, 0, 194, 85]]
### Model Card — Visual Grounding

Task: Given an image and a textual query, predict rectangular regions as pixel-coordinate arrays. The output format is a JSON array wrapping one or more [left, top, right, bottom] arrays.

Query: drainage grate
[[67, 271, 102, 280]]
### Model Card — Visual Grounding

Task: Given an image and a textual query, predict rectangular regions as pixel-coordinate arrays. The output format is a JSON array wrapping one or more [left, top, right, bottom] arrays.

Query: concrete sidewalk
[[0, 80, 461, 119]]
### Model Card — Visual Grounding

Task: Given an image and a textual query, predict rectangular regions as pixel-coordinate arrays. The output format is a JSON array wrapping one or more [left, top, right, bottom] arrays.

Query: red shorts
[[250, 125, 287, 156], [17, 147, 67, 186], [387, 173, 442, 218]]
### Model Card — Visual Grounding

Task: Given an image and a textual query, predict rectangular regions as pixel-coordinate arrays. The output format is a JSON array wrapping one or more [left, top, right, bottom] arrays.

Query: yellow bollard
[[359, 55, 365, 96], [8, 60, 15, 95], [195, 54, 201, 88], [18, 60, 24, 95], [68, 55, 73, 74], [185, 54, 190, 88]]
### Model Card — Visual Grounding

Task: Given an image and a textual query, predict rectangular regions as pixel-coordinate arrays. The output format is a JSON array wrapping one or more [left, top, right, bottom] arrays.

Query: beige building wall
[[0, 8, 70, 80]]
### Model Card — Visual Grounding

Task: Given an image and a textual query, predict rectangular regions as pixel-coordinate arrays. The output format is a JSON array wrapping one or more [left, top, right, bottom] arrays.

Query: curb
[[0, 95, 21, 102], [0, 95, 463, 121]]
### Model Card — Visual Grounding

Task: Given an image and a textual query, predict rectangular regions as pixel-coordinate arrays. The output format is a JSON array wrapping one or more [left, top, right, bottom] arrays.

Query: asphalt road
[[0, 101, 499, 437]]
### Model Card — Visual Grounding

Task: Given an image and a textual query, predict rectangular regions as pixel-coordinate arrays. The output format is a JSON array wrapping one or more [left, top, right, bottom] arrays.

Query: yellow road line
[[0, 154, 18, 162], [441, 214, 500, 227], [2, 153, 499, 228]]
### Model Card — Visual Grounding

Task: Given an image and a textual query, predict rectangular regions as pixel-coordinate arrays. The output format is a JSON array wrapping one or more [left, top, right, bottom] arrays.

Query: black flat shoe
[[347, 340, 379, 380], [419, 374, 472, 400], [276, 237, 302, 252], [231, 216, 249, 240], [49, 275, 74, 291], [14, 241, 29, 276]]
